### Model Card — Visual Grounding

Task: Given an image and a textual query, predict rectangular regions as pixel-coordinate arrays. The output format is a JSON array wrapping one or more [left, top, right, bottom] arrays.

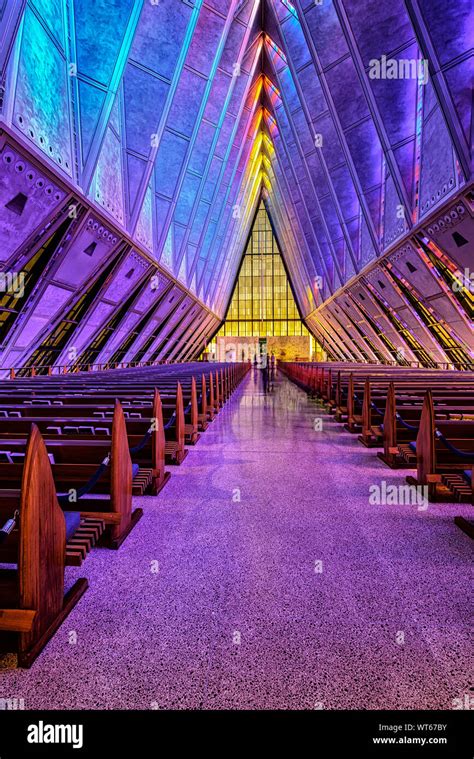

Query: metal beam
[[333, 0, 414, 225], [404, 0, 471, 180]]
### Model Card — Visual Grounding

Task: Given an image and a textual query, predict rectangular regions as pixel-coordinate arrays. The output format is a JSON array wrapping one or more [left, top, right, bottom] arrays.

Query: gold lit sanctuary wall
[[215, 204, 309, 339]]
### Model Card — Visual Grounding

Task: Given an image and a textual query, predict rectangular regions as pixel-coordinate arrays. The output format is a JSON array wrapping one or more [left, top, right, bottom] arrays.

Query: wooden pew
[[405, 391, 474, 500], [0, 401, 143, 549], [0, 364, 251, 481], [282, 361, 474, 539], [372, 384, 474, 468], [0, 384, 186, 468], [0, 425, 88, 667], [0, 411, 166, 486], [358, 381, 469, 447]]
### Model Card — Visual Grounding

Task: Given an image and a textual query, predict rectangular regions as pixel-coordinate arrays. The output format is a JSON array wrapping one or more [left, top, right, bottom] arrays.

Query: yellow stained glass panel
[[213, 202, 308, 341]]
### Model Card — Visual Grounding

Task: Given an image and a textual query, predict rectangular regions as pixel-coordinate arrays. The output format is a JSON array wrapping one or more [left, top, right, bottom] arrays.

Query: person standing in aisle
[[270, 352, 276, 379], [261, 362, 269, 393]]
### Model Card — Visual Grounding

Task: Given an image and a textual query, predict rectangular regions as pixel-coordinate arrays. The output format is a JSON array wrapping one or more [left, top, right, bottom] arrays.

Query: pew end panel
[[164, 383, 188, 465], [149, 389, 171, 495], [184, 377, 201, 445], [199, 374, 209, 431], [109, 400, 143, 548], [0, 425, 88, 668]]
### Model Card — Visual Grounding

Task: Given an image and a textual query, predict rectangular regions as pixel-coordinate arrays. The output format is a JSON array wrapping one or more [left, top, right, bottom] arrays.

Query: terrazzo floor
[[1, 371, 472, 709]]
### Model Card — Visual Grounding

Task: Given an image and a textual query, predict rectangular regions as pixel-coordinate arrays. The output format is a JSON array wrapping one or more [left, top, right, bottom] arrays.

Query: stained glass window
[[214, 203, 309, 338]]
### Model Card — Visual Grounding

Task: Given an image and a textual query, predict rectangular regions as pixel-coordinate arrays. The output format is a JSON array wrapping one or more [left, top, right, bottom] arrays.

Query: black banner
[[0, 710, 471, 757]]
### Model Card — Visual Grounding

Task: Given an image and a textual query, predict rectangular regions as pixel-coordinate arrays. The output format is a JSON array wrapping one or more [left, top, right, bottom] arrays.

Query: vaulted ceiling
[[0, 0, 472, 371]]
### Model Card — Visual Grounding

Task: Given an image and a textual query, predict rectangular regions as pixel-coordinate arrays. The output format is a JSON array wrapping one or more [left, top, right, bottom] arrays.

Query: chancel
[[0, 0, 472, 720]]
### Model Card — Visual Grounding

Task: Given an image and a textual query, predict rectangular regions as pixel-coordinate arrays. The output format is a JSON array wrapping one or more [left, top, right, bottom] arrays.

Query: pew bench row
[[0, 362, 249, 667], [281, 362, 474, 540]]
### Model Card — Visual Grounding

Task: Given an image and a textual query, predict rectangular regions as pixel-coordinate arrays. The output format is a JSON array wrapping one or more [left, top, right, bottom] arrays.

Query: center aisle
[[2, 370, 471, 709]]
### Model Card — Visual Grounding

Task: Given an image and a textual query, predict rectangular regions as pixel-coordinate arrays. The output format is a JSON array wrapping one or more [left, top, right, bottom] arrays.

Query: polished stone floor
[[1, 371, 472, 709]]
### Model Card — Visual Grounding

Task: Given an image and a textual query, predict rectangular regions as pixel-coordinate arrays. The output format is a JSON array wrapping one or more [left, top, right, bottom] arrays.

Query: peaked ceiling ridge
[[0, 0, 471, 369]]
